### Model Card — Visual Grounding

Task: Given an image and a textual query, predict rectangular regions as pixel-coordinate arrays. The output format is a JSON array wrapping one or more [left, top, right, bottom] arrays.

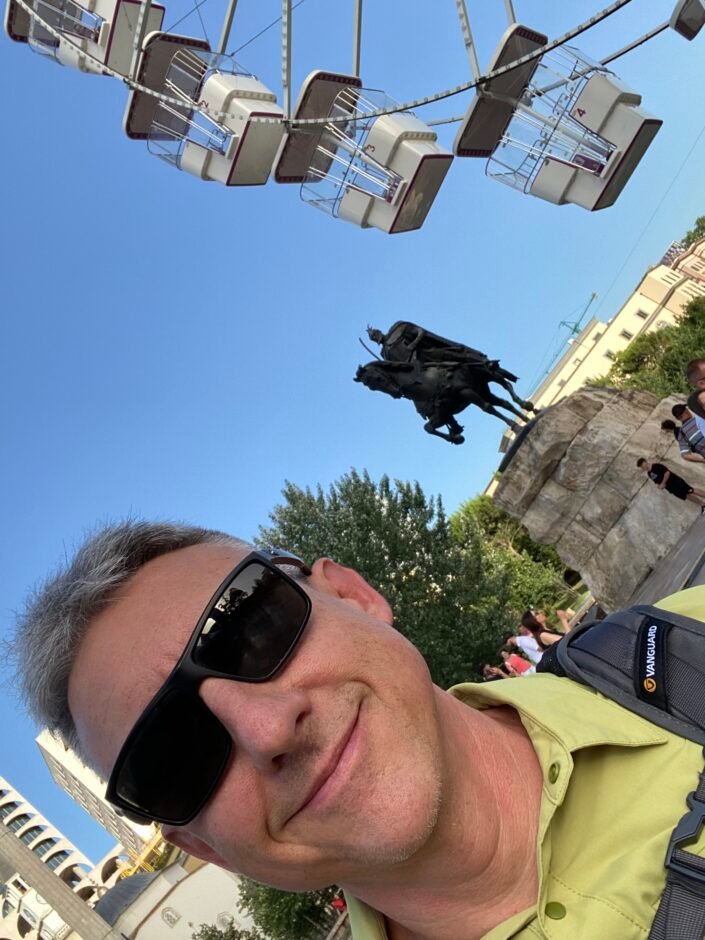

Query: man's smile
[[288, 702, 363, 822]]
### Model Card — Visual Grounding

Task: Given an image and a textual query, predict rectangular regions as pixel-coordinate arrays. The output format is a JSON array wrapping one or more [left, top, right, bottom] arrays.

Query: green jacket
[[346, 586, 705, 939]]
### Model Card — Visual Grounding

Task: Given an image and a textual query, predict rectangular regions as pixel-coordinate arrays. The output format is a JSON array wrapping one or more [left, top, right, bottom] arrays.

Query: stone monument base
[[494, 387, 705, 610]]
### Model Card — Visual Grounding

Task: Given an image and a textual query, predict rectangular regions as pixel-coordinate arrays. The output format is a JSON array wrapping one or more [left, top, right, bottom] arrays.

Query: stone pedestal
[[494, 387, 705, 610]]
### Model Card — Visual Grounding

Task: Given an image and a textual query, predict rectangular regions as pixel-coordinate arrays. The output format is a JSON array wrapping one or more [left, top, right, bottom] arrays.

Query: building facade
[[36, 731, 154, 860], [529, 239, 705, 410], [0, 774, 127, 940]]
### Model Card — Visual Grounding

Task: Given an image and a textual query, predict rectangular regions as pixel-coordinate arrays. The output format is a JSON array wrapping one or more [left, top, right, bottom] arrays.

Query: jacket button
[[548, 762, 561, 784], [545, 902, 567, 920]]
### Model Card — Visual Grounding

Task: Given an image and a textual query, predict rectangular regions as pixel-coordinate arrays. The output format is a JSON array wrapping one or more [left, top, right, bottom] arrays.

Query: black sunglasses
[[105, 549, 312, 826]]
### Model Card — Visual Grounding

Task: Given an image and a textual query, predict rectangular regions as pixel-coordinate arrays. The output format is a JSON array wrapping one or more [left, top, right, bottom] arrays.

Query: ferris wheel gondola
[[125, 34, 284, 185], [3, 0, 705, 233], [5, 0, 164, 73]]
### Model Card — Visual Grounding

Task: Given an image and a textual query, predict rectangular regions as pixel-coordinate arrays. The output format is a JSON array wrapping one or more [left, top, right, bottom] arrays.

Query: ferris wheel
[[4, 0, 705, 234]]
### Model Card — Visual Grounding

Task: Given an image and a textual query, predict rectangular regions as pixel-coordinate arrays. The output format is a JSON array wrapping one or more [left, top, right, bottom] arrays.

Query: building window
[[0, 802, 19, 820], [620, 329, 634, 340], [33, 838, 58, 858], [7, 814, 32, 833], [573, 357, 582, 366], [605, 350, 616, 360], [636, 310, 649, 319], [593, 331, 603, 341], [20, 826, 44, 846], [557, 378, 567, 388], [45, 850, 71, 871]]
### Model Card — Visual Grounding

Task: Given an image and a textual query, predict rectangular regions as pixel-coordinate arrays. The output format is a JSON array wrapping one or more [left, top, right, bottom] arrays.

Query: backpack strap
[[537, 605, 705, 939], [649, 763, 705, 940], [538, 604, 705, 745]]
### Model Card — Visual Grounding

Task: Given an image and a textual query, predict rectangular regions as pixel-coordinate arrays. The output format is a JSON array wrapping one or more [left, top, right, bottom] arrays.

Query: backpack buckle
[[665, 790, 705, 883]]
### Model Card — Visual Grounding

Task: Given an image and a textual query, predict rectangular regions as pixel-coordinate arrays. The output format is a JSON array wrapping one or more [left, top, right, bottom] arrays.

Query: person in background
[[504, 626, 543, 665], [637, 457, 705, 509], [686, 359, 705, 435], [529, 607, 572, 634], [479, 662, 506, 681], [662, 404, 705, 463], [520, 609, 567, 651], [500, 646, 534, 676]]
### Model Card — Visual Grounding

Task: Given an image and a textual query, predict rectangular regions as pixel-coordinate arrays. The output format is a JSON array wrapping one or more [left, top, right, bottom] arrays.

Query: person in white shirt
[[505, 626, 543, 664]]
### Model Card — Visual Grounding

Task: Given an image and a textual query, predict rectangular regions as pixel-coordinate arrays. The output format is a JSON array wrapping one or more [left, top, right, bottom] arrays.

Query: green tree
[[450, 495, 563, 569], [592, 295, 705, 398], [450, 496, 580, 617], [684, 215, 705, 248], [192, 922, 264, 940], [258, 470, 515, 687], [237, 879, 337, 940]]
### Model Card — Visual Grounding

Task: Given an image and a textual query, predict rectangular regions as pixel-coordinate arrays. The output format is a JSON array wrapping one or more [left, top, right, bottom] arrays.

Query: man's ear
[[161, 827, 232, 869], [309, 558, 393, 624]]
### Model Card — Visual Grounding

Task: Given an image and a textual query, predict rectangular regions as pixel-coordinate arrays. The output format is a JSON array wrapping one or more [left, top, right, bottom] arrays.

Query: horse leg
[[423, 417, 465, 445], [484, 391, 533, 425], [476, 403, 520, 433], [493, 377, 535, 412]]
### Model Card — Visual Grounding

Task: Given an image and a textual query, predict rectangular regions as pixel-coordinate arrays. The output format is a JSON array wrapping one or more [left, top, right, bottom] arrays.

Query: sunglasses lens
[[193, 561, 310, 680], [113, 689, 231, 824]]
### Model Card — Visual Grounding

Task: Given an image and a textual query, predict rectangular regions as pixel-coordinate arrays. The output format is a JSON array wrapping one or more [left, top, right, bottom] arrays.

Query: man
[[661, 403, 705, 463], [637, 456, 705, 508], [686, 358, 705, 436], [13, 521, 705, 939]]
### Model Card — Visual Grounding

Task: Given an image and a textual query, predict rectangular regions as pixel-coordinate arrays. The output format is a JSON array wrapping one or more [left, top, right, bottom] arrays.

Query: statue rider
[[367, 322, 495, 370]]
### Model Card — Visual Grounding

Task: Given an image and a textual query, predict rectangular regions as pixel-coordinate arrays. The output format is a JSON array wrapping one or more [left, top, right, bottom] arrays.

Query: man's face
[[68, 544, 445, 891], [694, 372, 705, 390]]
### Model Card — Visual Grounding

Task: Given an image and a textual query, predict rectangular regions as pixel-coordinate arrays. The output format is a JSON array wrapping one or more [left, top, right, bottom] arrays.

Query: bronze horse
[[354, 357, 535, 444]]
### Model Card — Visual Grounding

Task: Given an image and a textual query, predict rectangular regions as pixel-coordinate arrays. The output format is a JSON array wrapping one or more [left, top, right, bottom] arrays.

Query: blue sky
[[2, 0, 705, 864]]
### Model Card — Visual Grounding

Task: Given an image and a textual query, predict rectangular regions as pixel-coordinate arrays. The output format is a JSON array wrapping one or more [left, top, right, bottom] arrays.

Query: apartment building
[[36, 731, 155, 860], [0, 774, 126, 940], [529, 239, 705, 410]]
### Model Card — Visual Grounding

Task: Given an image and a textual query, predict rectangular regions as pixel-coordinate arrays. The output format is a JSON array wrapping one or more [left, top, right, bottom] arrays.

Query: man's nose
[[199, 677, 311, 773]]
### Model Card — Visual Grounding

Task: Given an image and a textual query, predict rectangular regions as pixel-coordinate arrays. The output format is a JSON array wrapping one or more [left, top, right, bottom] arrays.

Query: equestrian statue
[[355, 321, 536, 445]]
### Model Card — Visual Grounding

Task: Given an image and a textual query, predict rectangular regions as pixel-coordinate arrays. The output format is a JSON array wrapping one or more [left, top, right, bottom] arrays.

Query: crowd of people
[[637, 358, 705, 510], [479, 607, 573, 680]]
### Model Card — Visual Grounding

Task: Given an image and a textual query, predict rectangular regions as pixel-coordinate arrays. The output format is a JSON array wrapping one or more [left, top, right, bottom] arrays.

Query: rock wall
[[494, 387, 705, 610]]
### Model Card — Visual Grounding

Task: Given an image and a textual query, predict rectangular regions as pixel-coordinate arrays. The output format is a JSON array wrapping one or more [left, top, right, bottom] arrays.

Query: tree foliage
[[237, 879, 337, 940], [450, 494, 562, 569], [683, 215, 705, 248], [591, 295, 705, 398], [450, 496, 580, 616], [258, 470, 516, 687]]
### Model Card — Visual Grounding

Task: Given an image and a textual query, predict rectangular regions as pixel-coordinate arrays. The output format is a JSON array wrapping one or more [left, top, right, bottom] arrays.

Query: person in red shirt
[[500, 646, 532, 676]]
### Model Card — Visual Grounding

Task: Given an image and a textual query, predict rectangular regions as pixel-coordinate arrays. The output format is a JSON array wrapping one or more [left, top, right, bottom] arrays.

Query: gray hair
[[13, 519, 251, 761]]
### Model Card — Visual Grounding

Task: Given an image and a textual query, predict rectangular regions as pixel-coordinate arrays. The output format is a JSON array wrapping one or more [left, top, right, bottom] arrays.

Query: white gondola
[[4, 0, 164, 74], [454, 26, 662, 211], [670, 0, 705, 39], [130, 41, 284, 185], [274, 71, 453, 234]]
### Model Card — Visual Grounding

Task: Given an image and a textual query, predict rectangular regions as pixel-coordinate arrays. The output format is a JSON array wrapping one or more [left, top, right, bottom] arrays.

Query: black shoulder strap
[[538, 604, 705, 745], [538, 604, 705, 939]]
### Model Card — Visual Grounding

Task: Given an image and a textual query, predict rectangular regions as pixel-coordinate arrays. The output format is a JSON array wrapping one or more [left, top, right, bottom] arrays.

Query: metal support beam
[[503, 0, 516, 24], [216, 0, 239, 54], [128, 0, 153, 80], [352, 0, 363, 77], [282, 0, 292, 117], [454, 0, 481, 79]]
